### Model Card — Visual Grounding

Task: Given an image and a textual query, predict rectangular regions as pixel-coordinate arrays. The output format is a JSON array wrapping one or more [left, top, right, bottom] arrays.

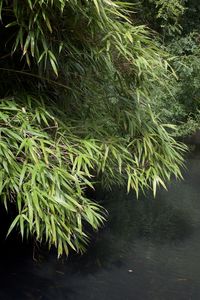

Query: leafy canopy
[[0, 0, 186, 256]]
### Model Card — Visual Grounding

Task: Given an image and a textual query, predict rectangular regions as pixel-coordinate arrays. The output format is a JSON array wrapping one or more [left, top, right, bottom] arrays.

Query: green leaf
[[7, 215, 20, 237]]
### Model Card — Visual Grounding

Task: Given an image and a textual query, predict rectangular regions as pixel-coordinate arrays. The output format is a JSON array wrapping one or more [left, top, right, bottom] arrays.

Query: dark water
[[1, 152, 200, 300]]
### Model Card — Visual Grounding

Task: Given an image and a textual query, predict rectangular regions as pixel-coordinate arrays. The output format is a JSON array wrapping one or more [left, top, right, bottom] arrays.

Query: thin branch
[[0, 67, 72, 91]]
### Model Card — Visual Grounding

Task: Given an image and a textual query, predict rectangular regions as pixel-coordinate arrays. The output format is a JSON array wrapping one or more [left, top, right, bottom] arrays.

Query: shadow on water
[[107, 195, 193, 242], [0, 152, 200, 299], [69, 194, 193, 275]]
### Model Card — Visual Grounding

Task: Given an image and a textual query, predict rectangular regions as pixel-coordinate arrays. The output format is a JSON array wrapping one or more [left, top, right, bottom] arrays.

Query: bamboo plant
[[0, 0, 186, 256]]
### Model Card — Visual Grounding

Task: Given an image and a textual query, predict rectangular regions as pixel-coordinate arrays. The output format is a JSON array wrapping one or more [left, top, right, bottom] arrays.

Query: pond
[[1, 151, 200, 300]]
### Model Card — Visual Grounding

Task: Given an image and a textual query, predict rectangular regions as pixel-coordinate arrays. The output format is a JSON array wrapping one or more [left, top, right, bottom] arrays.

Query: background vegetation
[[132, 0, 200, 136]]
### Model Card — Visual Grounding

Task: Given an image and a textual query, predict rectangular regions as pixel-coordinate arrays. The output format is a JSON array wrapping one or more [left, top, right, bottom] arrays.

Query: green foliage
[[152, 0, 185, 34], [0, 95, 186, 256], [0, 97, 105, 256], [0, 0, 186, 255], [132, 0, 200, 137], [128, 0, 185, 35], [150, 32, 200, 137], [180, 0, 200, 34]]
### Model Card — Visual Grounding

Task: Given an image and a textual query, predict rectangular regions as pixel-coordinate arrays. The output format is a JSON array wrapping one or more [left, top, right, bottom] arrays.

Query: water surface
[[1, 152, 200, 300]]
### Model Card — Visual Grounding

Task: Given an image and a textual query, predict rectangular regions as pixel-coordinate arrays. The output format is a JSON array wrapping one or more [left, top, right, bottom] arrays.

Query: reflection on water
[[1, 153, 200, 299]]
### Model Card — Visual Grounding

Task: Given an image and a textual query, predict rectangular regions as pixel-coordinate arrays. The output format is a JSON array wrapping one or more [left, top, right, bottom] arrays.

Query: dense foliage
[[132, 0, 200, 137], [0, 0, 186, 256]]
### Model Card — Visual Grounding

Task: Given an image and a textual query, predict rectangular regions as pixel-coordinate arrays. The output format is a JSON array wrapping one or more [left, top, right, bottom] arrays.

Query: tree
[[0, 0, 185, 256]]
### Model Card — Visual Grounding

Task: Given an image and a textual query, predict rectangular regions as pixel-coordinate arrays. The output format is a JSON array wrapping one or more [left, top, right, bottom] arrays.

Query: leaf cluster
[[0, 0, 187, 255]]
